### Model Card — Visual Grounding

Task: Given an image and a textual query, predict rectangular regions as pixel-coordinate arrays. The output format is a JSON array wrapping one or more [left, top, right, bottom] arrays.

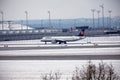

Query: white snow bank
[[0, 23, 32, 30], [0, 47, 120, 56]]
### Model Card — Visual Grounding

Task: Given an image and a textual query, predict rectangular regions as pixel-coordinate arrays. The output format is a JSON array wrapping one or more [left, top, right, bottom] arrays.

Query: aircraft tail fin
[[78, 29, 85, 36]]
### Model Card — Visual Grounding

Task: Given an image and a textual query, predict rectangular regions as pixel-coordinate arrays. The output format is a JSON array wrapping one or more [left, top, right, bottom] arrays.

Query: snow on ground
[[0, 36, 120, 48], [0, 36, 120, 44], [73, 36, 120, 43], [0, 60, 120, 80], [0, 47, 120, 56], [0, 36, 120, 80], [0, 36, 120, 56], [0, 23, 32, 30]]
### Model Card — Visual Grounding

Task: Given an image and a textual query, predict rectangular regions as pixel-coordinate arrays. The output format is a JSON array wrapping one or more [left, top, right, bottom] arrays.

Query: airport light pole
[[8, 21, 12, 30], [48, 11, 51, 29], [108, 10, 112, 29], [21, 20, 23, 30], [0, 11, 4, 30], [91, 9, 95, 29], [25, 11, 28, 30], [97, 10, 100, 28], [100, 4, 104, 29]]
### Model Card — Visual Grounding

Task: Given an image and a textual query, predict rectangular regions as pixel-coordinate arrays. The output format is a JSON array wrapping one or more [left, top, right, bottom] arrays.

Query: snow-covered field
[[0, 36, 120, 56], [0, 60, 120, 80], [0, 23, 32, 30], [0, 48, 120, 56], [0, 36, 120, 80]]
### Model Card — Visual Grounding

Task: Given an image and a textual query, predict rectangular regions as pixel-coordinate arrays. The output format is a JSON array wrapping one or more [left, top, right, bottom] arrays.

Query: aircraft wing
[[55, 39, 66, 42], [53, 39, 66, 44]]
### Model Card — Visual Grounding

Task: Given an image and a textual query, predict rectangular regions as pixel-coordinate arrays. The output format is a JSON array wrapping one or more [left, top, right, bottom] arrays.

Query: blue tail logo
[[78, 29, 85, 36]]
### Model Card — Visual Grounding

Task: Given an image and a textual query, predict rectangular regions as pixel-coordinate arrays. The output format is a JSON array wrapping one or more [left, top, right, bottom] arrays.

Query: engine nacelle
[[51, 40, 57, 44]]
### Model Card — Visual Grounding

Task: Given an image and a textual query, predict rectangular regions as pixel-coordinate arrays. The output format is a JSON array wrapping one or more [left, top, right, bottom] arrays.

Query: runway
[[0, 55, 120, 60], [0, 45, 120, 60]]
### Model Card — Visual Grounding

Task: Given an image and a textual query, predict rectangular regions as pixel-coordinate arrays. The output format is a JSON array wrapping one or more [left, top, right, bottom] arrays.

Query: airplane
[[41, 29, 85, 44]]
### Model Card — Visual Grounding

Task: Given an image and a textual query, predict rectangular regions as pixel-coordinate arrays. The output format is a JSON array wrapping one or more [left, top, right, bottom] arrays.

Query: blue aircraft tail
[[78, 29, 85, 36]]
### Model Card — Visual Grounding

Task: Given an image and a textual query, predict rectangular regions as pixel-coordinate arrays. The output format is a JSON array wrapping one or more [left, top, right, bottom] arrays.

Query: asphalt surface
[[0, 55, 120, 60]]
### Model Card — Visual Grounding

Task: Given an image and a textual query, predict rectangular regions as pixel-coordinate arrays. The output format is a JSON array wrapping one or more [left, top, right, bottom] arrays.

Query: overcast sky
[[0, 0, 120, 20]]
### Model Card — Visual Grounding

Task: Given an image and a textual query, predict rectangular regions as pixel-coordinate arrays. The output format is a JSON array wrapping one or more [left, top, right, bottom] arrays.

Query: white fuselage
[[41, 36, 85, 43]]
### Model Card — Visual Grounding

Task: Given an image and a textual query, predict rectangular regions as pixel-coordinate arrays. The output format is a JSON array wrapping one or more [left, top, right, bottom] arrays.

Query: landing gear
[[64, 41, 67, 44], [45, 41, 47, 44], [59, 42, 61, 44], [59, 41, 67, 44]]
